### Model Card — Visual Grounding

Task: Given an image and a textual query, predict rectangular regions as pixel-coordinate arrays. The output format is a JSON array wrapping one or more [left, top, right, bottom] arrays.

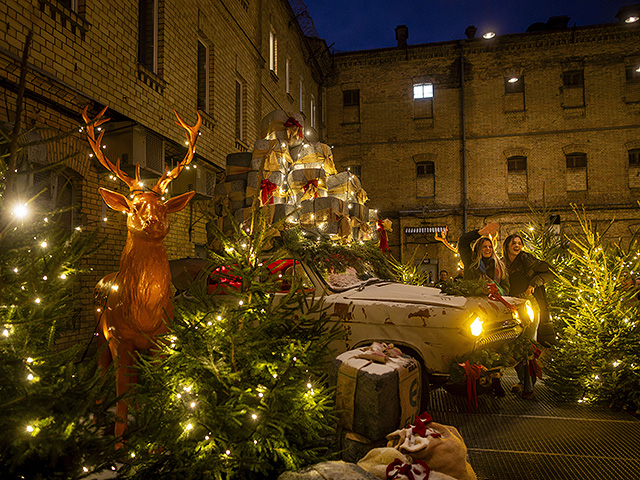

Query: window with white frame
[[413, 83, 433, 99], [269, 29, 277, 74], [138, 0, 158, 73], [310, 95, 316, 128], [299, 78, 304, 112], [197, 39, 209, 112]]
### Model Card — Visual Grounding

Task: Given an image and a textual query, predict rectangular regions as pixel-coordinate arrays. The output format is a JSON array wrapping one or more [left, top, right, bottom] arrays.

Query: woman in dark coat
[[458, 222, 510, 294], [502, 233, 556, 399]]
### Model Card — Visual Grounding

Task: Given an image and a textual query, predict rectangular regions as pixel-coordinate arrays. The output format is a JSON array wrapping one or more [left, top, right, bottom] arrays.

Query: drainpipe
[[459, 42, 468, 232]]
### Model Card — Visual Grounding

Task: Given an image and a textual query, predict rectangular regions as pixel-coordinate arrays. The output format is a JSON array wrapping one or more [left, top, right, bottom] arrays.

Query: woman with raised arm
[[458, 221, 510, 294], [502, 233, 556, 399]]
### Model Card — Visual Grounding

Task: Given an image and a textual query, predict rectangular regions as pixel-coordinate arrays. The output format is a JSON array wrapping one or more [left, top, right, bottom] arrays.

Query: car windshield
[[319, 263, 382, 292]]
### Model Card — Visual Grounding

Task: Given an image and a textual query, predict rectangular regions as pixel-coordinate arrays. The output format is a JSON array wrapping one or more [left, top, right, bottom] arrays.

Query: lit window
[[507, 156, 527, 172], [269, 29, 277, 73], [566, 153, 587, 168], [413, 83, 433, 99]]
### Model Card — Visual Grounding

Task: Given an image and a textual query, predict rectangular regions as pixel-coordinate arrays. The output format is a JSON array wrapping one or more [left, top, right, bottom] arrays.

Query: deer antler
[[82, 105, 141, 191], [434, 227, 459, 254], [152, 111, 203, 195]]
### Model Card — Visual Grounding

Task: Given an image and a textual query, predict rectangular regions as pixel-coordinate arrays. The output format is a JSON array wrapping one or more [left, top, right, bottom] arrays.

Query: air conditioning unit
[[102, 124, 165, 176], [171, 165, 216, 198]]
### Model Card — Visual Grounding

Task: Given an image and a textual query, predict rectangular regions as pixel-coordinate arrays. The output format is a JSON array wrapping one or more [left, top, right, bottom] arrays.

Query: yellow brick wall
[[0, 0, 325, 347], [325, 24, 640, 273]]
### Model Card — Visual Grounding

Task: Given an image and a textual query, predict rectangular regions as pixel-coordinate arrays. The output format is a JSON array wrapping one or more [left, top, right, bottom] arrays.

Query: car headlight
[[470, 317, 483, 336], [525, 301, 535, 323]]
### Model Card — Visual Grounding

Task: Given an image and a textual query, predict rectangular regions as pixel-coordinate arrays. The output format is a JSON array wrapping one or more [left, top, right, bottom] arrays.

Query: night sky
[[301, 0, 633, 52]]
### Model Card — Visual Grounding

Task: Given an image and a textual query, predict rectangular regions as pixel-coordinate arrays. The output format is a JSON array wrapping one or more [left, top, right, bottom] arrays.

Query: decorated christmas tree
[[0, 47, 122, 477], [522, 206, 640, 411], [118, 209, 345, 479]]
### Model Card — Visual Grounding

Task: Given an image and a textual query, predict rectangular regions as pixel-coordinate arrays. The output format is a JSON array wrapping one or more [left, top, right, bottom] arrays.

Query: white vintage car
[[170, 256, 536, 398]]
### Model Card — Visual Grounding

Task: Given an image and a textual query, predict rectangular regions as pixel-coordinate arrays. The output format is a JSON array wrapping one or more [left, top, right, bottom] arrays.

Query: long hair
[[502, 234, 524, 267], [470, 236, 507, 281]]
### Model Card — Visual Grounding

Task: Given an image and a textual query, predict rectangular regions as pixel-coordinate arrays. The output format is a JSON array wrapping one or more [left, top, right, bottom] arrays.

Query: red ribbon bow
[[386, 459, 431, 480], [377, 220, 389, 252], [458, 360, 483, 413], [410, 412, 435, 436], [528, 342, 543, 379], [284, 117, 304, 139], [260, 179, 277, 205], [303, 179, 319, 197]]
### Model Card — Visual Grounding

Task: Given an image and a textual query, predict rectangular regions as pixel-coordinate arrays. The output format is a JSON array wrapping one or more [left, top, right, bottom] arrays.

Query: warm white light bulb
[[26, 425, 34, 432], [12, 203, 29, 219], [40, 241, 47, 248]]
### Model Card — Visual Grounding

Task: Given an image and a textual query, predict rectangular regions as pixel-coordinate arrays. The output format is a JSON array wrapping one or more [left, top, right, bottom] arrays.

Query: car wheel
[[397, 346, 431, 413]]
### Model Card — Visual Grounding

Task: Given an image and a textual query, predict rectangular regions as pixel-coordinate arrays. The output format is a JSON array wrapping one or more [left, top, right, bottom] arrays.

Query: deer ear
[[165, 190, 195, 213], [99, 187, 131, 213]]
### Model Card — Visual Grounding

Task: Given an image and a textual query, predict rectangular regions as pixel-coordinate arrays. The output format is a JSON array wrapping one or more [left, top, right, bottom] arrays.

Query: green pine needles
[[122, 208, 345, 479], [525, 205, 640, 411]]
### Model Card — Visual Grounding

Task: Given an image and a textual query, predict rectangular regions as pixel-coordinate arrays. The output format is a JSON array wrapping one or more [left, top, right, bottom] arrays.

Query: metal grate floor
[[429, 371, 640, 480]]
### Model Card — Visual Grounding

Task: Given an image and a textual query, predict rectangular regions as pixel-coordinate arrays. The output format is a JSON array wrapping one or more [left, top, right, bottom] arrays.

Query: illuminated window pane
[[413, 83, 433, 99]]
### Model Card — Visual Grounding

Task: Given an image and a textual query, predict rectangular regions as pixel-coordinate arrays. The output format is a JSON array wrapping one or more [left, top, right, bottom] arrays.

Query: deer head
[[82, 105, 202, 232]]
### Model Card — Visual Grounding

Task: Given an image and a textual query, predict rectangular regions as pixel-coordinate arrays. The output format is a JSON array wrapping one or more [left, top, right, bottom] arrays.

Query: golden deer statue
[[83, 105, 202, 445]]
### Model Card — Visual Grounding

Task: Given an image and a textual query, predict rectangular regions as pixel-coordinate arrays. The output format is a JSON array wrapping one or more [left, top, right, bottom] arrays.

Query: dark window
[[58, 0, 78, 12], [626, 65, 640, 82], [566, 153, 587, 168], [197, 40, 209, 111], [138, 0, 157, 72], [507, 155, 527, 172], [505, 76, 524, 94], [343, 89, 360, 107], [416, 161, 435, 177], [563, 70, 584, 88], [630, 148, 640, 165], [346, 165, 361, 178], [235, 81, 243, 141]]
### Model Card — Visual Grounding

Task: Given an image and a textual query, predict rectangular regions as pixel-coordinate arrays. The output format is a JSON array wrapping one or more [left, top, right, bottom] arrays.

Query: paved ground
[[429, 371, 640, 480]]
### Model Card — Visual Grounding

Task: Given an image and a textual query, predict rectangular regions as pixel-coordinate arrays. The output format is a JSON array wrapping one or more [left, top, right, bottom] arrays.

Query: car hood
[[337, 282, 468, 309]]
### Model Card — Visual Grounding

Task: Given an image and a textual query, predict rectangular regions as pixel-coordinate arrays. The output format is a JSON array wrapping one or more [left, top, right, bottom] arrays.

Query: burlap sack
[[386, 418, 476, 480]]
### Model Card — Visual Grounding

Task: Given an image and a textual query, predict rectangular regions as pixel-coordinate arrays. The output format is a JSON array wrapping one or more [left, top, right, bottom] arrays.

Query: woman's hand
[[478, 221, 499, 237]]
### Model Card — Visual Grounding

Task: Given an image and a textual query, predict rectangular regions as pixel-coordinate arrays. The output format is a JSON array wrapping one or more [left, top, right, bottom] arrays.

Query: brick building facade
[[324, 9, 640, 280], [0, 0, 329, 346]]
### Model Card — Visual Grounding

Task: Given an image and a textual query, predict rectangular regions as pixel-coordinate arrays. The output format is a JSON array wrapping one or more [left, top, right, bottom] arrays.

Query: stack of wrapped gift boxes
[[213, 110, 379, 242]]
